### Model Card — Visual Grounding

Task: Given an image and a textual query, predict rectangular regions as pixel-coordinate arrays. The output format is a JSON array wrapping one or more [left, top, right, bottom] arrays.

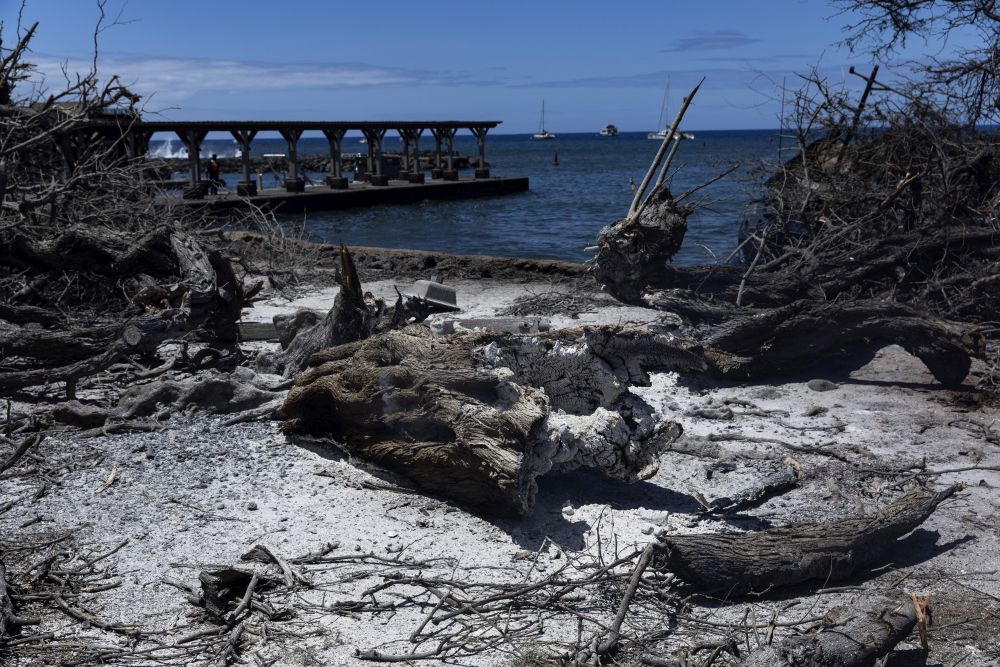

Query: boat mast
[[657, 76, 670, 130]]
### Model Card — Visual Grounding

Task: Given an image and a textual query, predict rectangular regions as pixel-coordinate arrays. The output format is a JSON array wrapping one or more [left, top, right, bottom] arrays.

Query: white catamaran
[[648, 77, 695, 141], [533, 100, 556, 140]]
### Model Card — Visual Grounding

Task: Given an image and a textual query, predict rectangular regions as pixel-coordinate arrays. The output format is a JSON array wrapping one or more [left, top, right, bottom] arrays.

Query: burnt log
[[740, 593, 919, 667], [706, 459, 800, 515], [2, 226, 178, 276], [656, 485, 955, 595], [0, 321, 120, 365], [700, 300, 977, 387], [0, 560, 12, 639], [282, 326, 705, 515]]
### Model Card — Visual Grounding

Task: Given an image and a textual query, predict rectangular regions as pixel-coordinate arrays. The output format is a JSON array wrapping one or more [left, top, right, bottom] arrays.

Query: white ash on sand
[[1, 275, 998, 666]]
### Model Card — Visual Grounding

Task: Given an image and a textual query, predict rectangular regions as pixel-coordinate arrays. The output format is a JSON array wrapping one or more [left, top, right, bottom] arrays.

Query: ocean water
[[155, 130, 784, 264]]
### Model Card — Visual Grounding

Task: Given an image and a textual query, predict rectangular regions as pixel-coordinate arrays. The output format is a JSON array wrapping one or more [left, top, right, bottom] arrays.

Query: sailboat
[[532, 100, 556, 140], [648, 77, 696, 141]]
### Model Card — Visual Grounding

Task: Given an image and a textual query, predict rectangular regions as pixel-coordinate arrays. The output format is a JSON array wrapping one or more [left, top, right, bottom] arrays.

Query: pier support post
[[470, 126, 490, 178], [362, 128, 388, 186], [125, 129, 150, 184], [322, 128, 348, 189], [441, 127, 459, 181], [179, 129, 208, 199], [430, 128, 444, 179], [231, 129, 258, 196], [400, 128, 425, 183], [398, 129, 411, 174], [280, 128, 305, 193]]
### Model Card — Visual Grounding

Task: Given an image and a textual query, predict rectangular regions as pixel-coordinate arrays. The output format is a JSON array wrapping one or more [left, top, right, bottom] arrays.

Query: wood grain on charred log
[[656, 485, 955, 595]]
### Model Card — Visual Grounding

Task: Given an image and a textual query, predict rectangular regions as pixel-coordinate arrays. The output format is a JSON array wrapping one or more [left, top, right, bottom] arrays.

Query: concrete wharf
[[111, 120, 513, 202], [171, 175, 529, 214]]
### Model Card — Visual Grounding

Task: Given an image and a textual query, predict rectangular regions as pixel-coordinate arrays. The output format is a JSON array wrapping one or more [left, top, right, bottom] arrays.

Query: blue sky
[[0, 0, 975, 132]]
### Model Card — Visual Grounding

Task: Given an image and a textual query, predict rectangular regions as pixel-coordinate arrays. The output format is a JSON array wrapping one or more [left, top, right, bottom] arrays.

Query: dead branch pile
[[0, 25, 275, 413]]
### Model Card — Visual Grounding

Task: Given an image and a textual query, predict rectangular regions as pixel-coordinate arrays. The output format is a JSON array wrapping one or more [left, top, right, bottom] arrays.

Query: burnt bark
[[656, 485, 955, 595], [595, 187, 691, 303], [0, 560, 12, 639], [1, 226, 178, 277]]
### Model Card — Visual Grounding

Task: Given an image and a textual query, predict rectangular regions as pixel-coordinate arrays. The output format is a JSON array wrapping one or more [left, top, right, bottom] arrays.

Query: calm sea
[[154, 130, 783, 264]]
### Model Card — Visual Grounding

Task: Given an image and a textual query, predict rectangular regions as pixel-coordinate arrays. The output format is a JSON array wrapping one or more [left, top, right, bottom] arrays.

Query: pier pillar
[[362, 128, 388, 186], [179, 129, 208, 199], [322, 128, 348, 189], [279, 128, 305, 193], [470, 126, 490, 179], [398, 129, 411, 174], [230, 129, 258, 196], [441, 128, 458, 181], [408, 128, 425, 183], [125, 129, 150, 184], [430, 128, 443, 179]]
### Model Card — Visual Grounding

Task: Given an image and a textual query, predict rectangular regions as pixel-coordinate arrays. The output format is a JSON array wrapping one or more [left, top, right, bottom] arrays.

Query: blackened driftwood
[[706, 459, 800, 515], [740, 593, 919, 667], [657, 485, 955, 595], [282, 326, 704, 515]]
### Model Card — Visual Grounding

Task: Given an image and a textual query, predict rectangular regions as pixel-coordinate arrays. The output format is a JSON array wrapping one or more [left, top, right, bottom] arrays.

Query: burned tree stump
[[595, 187, 692, 304], [0, 230, 244, 393], [740, 593, 919, 667], [282, 326, 705, 515], [258, 245, 431, 377], [656, 485, 955, 595]]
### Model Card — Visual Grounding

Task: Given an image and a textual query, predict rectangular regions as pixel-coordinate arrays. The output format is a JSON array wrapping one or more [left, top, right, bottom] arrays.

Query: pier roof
[[116, 120, 502, 132]]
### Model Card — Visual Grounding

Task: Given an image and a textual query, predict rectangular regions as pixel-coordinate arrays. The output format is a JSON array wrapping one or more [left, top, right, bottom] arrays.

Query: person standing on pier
[[207, 154, 221, 195]]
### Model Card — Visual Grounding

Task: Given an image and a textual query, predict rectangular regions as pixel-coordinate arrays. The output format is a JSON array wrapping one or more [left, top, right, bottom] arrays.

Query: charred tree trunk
[[656, 485, 954, 595], [698, 300, 979, 387], [0, 561, 12, 639], [282, 326, 705, 515]]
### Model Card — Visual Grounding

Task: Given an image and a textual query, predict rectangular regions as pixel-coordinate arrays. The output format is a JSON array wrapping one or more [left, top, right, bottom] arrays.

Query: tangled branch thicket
[[589, 3, 1000, 391]]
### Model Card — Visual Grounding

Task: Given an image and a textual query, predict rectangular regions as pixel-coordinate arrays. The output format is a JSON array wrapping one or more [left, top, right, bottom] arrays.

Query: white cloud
[[27, 53, 450, 107]]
